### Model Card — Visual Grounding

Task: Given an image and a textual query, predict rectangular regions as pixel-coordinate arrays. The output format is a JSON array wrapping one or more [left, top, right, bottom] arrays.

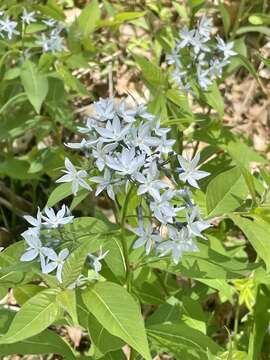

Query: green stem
[[233, 296, 240, 350], [120, 185, 135, 292]]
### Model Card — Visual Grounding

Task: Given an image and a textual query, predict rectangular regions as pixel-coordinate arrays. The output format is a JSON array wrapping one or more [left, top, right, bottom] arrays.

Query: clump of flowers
[[167, 15, 236, 92], [20, 97, 211, 281], [0, 8, 65, 53]]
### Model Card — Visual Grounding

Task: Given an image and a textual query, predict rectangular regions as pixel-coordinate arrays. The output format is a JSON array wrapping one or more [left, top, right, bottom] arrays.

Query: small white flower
[[91, 168, 116, 200], [157, 226, 198, 264], [186, 207, 211, 239], [167, 48, 181, 68], [94, 98, 115, 122], [23, 207, 42, 232], [197, 15, 213, 41], [131, 123, 161, 154], [21, 9, 36, 25], [216, 35, 236, 60], [56, 158, 91, 195], [191, 31, 210, 55], [92, 142, 117, 171], [197, 67, 212, 90], [78, 117, 97, 134], [20, 233, 47, 271], [177, 26, 195, 49], [136, 162, 167, 200], [65, 138, 98, 150], [177, 153, 209, 188], [43, 18, 57, 27], [156, 135, 175, 154], [133, 222, 162, 255], [117, 99, 137, 123], [106, 147, 145, 176], [88, 248, 109, 274], [96, 116, 131, 144], [42, 205, 74, 228], [136, 104, 155, 121], [0, 17, 19, 39], [42, 248, 69, 283], [150, 190, 183, 224]]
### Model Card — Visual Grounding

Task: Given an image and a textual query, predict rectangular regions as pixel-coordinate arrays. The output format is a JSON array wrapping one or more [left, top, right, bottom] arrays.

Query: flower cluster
[[167, 15, 236, 92], [0, 8, 65, 53], [20, 205, 73, 283], [55, 97, 211, 264]]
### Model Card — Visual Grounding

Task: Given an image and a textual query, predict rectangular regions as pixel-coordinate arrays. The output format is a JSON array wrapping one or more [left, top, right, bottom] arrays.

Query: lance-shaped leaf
[[0, 289, 60, 344], [20, 60, 48, 114], [82, 282, 151, 360]]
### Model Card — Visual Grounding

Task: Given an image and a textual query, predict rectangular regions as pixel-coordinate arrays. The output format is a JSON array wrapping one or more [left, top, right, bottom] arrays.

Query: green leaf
[[20, 60, 48, 114], [103, 236, 127, 284], [82, 282, 151, 360], [230, 214, 270, 271], [203, 81, 224, 118], [57, 290, 78, 325], [61, 239, 95, 288], [0, 289, 60, 344], [13, 285, 43, 305], [236, 25, 270, 37], [206, 167, 248, 217], [218, 3, 231, 36], [63, 217, 116, 243], [151, 240, 254, 279], [133, 54, 165, 87], [0, 329, 75, 359], [248, 284, 270, 360], [78, 0, 101, 38], [236, 54, 258, 80], [147, 323, 221, 359], [88, 312, 124, 356], [46, 183, 73, 208], [249, 13, 270, 26]]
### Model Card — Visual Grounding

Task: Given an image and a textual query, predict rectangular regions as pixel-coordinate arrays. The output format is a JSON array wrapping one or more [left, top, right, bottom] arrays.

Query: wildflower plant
[[167, 16, 236, 92], [0, 2, 270, 360]]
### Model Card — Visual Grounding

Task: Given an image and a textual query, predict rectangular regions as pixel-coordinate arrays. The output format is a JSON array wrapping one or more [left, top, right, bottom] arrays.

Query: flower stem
[[120, 185, 134, 292]]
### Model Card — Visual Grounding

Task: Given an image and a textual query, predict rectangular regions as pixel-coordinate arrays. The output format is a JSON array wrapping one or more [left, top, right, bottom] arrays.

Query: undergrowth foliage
[[0, 1, 270, 360]]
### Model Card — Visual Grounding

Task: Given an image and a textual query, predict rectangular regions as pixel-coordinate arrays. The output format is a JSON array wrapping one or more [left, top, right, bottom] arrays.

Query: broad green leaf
[[151, 240, 254, 279], [230, 214, 270, 271], [13, 285, 43, 305], [0, 289, 60, 344], [218, 3, 231, 36], [0, 329, 75, 359], [203, 81, 224, 118], [0, 158, 38, 180], [20, 60, 48, 114], [0, 241, 33, 285], [206, 167, 248, 217], [248, 285, 270, 360], [198, 279, 235, 302], [57, 290, 78, 325], [61, 239, 96, 288], [103, 236, 127, 284], [133, 54, 165, 87], [82, 282, 151, 360], [63, 217, 116, 243], [46, 183, 73, 208], [78, 0, 101, 38], [88, 312, 124, 356], [147, 323, 221, 359]]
